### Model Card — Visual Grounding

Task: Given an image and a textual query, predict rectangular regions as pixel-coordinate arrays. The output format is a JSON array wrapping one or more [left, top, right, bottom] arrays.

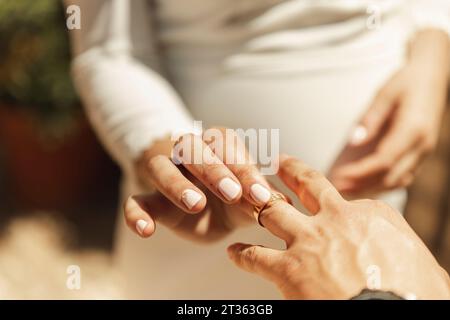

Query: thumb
[[349, 85, 398, 146], [227, 243, 283, 281], [123, 192, 185, 238]]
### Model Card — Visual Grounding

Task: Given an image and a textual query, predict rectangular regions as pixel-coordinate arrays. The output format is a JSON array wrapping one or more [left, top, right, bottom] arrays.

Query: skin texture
[[125, 30, 450, 238], [330, 29, 450, 196], [227, 155, 450, 300], [122, 29, 450, 298], [124, 127, 273, 241]]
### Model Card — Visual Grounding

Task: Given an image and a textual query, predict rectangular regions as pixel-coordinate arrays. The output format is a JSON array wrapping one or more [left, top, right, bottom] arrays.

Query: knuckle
[[165, 173, 184, 186], [318, 187, 334, 204], [321, 189, 346, 211], [147, 155, 167, 172], [372, 199, 389, 210], [202, 163, 225, 180], [233, 165, 256, 181], [242, 247, 258, 267], [283, 157, 300, 170], [303, 169, 322, 180], [266, 200, 288, 217], [295, 169, 322, 186]]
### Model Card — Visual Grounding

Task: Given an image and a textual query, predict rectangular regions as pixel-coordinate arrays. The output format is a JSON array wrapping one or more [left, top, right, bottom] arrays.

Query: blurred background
[[0, 1, 121, 298], [0, 1, 448, 299]]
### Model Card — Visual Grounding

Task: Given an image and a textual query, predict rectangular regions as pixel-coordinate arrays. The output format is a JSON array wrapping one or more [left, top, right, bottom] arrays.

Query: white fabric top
[[66, 0, 450, 191]]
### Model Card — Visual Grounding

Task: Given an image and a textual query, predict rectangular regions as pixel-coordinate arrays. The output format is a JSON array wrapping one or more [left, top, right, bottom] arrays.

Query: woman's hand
[[228, 155, 450, 300], [123, 127, 273, 241], [330, 29, 450, 195]]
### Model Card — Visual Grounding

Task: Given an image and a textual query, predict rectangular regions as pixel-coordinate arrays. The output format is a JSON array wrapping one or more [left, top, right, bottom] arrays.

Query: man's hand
[[227, 155, 450, 299]]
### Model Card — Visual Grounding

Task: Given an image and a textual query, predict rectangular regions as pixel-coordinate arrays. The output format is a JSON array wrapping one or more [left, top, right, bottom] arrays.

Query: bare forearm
[[408, 29, 450, 87]]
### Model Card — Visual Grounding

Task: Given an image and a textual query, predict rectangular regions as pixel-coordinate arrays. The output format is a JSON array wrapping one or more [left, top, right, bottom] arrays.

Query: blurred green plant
[[0, 0, 79, 139]]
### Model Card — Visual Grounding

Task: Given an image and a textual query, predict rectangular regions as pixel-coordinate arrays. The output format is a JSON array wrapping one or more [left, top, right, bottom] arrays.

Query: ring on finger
[[253, 192, 287, 227]]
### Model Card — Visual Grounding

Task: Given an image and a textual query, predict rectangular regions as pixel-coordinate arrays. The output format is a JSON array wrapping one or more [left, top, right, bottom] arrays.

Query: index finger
[[258, 198, 312, 245], [204, 128, 272, 206]]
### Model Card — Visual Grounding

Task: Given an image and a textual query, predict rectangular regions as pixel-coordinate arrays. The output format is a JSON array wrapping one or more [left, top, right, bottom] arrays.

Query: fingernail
[[250, 184, 271, 204], [350, 125, 368, 145], [218, 177, 241, 201], [136, 219, 148, 236], [181, 189, 202, 209]]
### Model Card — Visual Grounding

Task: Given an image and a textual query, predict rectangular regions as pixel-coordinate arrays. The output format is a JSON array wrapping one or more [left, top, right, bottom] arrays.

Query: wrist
[[408, 29, 450, 82]]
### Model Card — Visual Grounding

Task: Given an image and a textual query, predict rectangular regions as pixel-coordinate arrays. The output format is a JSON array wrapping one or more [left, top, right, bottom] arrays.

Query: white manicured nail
[[250, 184, 271, 204], [181, 189, 202, 209], [136, 220, 148, 236], [350, 125, 368, 145], [218, 177, 241, 201]]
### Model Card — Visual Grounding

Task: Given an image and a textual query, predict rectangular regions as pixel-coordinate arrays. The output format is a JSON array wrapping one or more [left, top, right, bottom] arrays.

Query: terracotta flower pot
[[0, 105, 118, 211]]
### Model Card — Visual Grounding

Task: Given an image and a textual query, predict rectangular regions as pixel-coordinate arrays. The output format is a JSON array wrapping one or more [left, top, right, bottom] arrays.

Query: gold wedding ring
[[253, 192, 287, 227]]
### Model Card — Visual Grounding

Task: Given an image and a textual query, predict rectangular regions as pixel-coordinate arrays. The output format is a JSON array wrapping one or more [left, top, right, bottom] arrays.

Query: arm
[[66, 0, 195, 192], [66, 1, 272, 240], [331, 27, 450, 195]]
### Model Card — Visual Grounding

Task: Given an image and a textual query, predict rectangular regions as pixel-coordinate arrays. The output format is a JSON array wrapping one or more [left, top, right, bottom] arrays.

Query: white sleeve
[[410, 0, 450, 36], [65, 0, 195, 188]]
